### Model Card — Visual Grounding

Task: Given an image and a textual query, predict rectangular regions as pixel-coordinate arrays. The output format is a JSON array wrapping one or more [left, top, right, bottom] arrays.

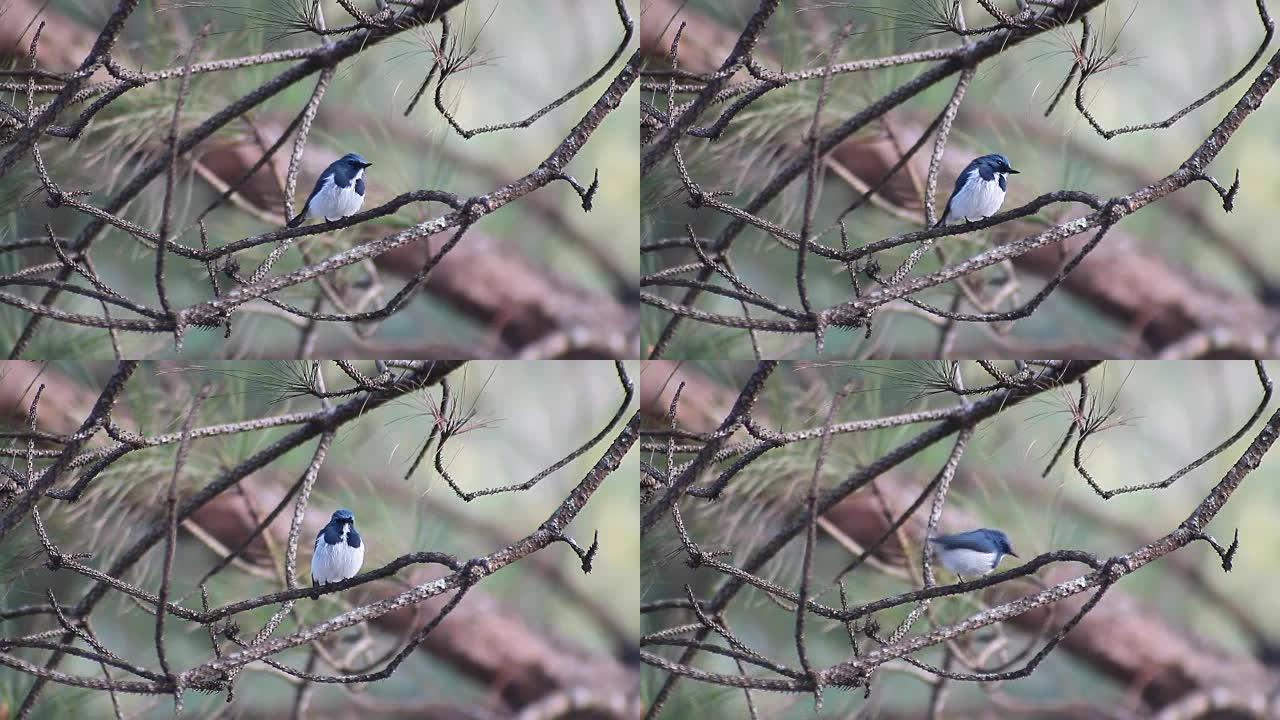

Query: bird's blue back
[[932, 528, 1011, 554]]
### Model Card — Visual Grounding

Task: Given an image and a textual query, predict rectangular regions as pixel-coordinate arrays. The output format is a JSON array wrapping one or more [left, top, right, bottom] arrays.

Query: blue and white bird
[[935, 153, 1019, 228], [928, 528, 1018, 581], [311, 508, 365, 587], [287, 153, 374, 228]]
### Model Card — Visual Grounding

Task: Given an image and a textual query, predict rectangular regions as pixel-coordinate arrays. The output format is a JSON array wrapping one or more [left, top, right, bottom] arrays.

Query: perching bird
[[311, 509, 365, 587], [935, 153, 1019, 228], [287, 153, 374, 228], [928, 528, 1018, 581]]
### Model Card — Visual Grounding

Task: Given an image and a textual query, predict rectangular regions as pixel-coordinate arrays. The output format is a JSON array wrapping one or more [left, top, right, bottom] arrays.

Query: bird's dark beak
[[362, 162, 374, 168], [1008, 550, 1020, 558], [1007, 168, 1020, 174]]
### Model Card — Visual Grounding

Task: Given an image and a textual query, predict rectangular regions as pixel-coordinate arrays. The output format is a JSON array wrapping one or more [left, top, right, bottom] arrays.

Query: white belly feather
[[311, 529, 365, 585], [307, 170, 365, 222], [934, 546, 997, 577], [944, 169, 1007, 224]]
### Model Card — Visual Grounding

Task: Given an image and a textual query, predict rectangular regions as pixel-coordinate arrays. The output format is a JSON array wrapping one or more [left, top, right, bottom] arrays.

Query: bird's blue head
[[975, 153, 1019, 175], [337, 153, 373, 170], [329, 509, 355, 525], [980, 528, 1017, 557]]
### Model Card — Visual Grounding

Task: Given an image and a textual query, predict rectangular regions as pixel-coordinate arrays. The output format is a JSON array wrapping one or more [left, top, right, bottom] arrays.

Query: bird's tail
[[286, 211, 306, 228]]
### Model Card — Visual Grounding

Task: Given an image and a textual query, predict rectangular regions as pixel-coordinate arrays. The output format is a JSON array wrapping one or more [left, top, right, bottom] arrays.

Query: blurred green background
[[641, 360, 1279, 717], [641, 0, 1279, 357], [0, 360, 638, 718]]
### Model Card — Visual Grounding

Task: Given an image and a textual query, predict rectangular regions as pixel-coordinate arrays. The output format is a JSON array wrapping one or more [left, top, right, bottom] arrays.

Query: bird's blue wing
[[289, 169, 332, 227], [932, 529, 995, 552], [937, 164, 972, 225], [300, 167, 334, 216]]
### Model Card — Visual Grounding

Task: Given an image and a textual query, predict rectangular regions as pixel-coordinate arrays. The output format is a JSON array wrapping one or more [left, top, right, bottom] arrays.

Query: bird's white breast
[[934, 546, 998, 577], [307, 169, 365, 222], [311, 527, 365, 585], [945, 169, 1007, 223]]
